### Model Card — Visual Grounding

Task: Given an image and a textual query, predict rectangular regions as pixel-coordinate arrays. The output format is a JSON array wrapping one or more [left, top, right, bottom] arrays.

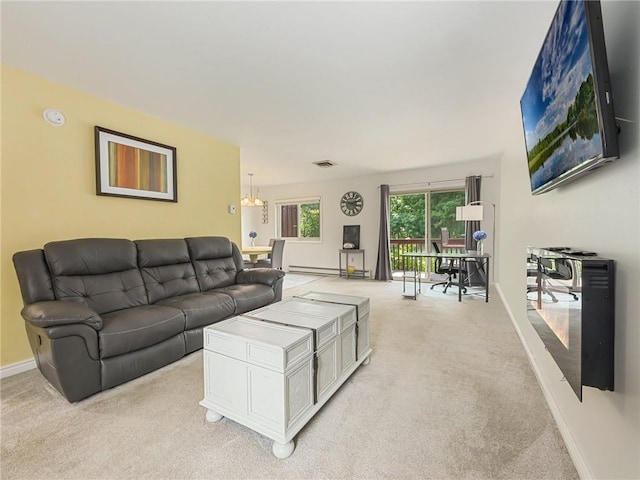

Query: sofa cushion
[[44, 239, 148, 315], [216, 284, 275, 315], [99, 305, 185, 359], [185, 237, 239, 291], [156, 291, 236, 329], [136, 239, 199, 303], [12, 249, 56, 304]]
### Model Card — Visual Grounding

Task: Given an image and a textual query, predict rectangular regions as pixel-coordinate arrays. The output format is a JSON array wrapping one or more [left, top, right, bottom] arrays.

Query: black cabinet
[[526, 247, 614, 401]]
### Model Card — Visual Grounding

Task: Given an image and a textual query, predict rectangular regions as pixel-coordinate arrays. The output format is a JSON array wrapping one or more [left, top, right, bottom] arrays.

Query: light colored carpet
[[282, 273, 326, 290], [0, 277, 578, 479]]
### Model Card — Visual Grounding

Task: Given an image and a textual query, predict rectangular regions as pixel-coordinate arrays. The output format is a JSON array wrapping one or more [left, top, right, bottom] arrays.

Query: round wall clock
[[340, 191, 363, 216]]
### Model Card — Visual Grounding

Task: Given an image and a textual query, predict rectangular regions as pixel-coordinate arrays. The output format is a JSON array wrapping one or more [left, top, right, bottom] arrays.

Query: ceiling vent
[[313, 160, 337, 168]]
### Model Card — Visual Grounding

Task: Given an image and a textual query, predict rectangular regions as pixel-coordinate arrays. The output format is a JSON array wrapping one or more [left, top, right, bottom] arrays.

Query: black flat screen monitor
[[343, 225, 360, 249]]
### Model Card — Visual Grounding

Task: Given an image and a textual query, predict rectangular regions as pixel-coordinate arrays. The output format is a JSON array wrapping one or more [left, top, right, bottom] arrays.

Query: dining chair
[[255, 239, 285, 269], [244, 238, 276, 270]]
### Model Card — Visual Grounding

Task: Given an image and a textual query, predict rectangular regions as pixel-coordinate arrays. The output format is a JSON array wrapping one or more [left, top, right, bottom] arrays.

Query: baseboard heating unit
[[288, 265, 370, 278], [288, 265, 340, 276]]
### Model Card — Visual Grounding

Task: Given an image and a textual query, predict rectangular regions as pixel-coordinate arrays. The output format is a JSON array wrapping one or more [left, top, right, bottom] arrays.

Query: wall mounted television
[[520, 0, 619, 195]]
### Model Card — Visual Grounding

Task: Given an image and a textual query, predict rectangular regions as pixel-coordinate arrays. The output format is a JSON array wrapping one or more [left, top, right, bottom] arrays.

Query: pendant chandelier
[[241, 173, 264, 207]]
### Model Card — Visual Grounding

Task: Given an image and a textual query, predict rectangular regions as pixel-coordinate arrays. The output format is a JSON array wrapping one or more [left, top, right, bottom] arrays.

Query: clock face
[[340, 191, 363, 216]]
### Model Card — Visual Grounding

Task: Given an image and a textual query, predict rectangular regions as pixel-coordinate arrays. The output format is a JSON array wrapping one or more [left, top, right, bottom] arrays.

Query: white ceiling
[[1, 1, 558, 186]]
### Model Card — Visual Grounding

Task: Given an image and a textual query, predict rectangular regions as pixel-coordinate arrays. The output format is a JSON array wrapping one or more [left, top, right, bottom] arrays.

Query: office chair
[[255, 239, 285, 269], [526, 253, 555, 302], [430, 241, 467, 294], [540, 257, 579, 301], [527, 255, 578, 303]]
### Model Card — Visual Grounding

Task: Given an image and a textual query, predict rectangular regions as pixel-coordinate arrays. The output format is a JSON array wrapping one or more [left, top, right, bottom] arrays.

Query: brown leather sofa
[[12, 236, 285, 403]]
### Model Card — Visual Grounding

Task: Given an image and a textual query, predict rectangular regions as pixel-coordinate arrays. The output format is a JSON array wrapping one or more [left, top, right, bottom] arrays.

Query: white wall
[[242, 157, 500, 278], [240, 3, 639, 477], [498, 2, 640, 478]]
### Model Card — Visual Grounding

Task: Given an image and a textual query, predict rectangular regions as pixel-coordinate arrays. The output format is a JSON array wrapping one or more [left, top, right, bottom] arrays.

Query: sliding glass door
[[390, 189, 465, 276]]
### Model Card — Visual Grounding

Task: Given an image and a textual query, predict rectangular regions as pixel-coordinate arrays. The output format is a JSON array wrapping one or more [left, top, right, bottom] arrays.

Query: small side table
[[339, 249, 365, 279]]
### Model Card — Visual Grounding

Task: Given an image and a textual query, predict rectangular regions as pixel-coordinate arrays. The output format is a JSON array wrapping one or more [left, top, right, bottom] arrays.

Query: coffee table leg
[[272, 440, 295, 459], [205, 409, 224, 423]]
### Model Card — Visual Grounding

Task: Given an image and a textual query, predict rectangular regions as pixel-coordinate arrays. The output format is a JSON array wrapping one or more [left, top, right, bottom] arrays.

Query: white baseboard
[[495, 283, 591, 480], [0, 357, 37, 379]]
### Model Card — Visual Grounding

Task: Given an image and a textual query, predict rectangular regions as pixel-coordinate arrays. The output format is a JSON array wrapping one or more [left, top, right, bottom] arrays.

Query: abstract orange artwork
[[95, 126, 177, 202], [108, 142, 168, 193]]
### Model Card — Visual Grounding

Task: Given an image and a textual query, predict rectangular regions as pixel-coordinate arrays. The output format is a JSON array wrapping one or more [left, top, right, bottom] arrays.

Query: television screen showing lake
[[520, 0, 606, 193], [530, 133, 601, 191]]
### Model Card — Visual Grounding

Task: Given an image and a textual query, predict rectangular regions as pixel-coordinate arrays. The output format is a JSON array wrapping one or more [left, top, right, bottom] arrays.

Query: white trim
[[0, 357, 37, 379], [274, 195, 321, 206], [495, 283, 591, 480], [275, 196, 322, 241]]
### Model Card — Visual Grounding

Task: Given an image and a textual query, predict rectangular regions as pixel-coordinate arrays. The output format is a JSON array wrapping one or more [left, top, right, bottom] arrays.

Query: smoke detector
[[313, 160, 337, 168]]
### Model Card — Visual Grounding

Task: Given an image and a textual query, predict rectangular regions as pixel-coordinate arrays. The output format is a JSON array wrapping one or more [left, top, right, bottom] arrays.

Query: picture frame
[[94, 126, 177, 202]]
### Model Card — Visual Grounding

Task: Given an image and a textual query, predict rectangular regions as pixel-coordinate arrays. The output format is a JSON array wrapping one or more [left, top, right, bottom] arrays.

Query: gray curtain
[[465, 175, 482, 286], [464, 176, 482, 251], [375, 184, 393, 280]]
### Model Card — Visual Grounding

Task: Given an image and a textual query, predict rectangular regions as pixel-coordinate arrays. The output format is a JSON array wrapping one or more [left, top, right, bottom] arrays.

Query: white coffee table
[[200, 295, 372, 458]]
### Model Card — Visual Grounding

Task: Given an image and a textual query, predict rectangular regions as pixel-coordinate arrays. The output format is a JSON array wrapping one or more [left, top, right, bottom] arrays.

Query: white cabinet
[[202, 317, 315, 442], [201, 294, 372, 459]]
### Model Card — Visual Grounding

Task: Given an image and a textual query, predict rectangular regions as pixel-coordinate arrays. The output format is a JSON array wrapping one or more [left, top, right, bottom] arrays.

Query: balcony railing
[[390, 237, 466, 272]]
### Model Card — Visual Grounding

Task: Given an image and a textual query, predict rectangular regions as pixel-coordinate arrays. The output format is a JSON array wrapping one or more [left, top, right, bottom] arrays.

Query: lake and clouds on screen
[[521, 0, 593, 150]]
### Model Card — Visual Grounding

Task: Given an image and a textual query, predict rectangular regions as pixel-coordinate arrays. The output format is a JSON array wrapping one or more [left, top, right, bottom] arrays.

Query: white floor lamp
[[456, 201, 496, 281]]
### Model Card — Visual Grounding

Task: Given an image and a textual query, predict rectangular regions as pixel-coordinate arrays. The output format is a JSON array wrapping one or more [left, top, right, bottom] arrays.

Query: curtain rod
[[379, 174, 494, 189]]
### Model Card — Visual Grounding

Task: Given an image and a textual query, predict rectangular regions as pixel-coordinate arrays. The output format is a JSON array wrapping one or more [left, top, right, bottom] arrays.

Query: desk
[[401, 252, 490, 302], [242, 246, 272, 264]]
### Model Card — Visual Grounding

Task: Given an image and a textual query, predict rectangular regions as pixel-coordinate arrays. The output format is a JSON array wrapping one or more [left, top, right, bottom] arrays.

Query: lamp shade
[[456, 205, 483, 221]]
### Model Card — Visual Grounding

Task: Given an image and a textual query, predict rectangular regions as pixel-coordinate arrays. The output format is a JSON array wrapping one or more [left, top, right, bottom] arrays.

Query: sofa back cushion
[[185, 237, 238, 292], [136, 239, 199, 303], [44, 238, 148, 315], [13, 249, 56, 305]]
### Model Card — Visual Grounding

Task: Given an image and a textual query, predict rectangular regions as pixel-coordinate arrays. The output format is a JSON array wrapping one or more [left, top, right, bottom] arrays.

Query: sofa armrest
[[237, 268, 286, 288], [21, 301, 102, 330]]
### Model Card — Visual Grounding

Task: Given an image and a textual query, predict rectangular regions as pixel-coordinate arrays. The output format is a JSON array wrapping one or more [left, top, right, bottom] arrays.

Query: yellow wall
[[0, 65, 241, 366]]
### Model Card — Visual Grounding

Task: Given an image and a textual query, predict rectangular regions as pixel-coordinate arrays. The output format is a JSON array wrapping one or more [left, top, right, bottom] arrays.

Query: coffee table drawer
[[204, 316, 312, 373]]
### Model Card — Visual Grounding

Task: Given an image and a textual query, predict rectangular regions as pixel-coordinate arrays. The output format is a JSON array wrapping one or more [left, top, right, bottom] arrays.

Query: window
[[276, 197, 321, 240]]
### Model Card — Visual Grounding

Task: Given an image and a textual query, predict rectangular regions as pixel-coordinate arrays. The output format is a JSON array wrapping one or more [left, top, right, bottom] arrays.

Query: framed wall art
[[94, 126, 177, 202]]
